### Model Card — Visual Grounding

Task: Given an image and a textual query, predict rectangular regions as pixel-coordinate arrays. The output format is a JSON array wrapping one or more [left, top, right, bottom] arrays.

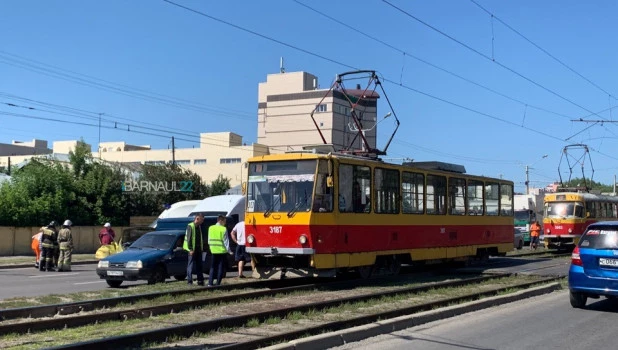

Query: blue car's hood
[[104, 248, 168, 263]]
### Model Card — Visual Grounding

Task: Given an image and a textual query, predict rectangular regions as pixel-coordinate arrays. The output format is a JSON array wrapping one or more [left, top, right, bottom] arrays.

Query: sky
[[2, 0, 618, 193]]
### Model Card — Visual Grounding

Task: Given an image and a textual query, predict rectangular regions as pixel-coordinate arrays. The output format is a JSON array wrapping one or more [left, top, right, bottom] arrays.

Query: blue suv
[[568, 222, 618, 308]]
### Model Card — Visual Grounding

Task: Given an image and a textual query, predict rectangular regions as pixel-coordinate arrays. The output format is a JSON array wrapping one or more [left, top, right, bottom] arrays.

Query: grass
[[0, 274, 559, 349]]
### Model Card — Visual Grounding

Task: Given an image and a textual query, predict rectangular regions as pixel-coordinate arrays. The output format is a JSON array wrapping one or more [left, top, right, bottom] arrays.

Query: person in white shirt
[[231, 221, 254, 278]]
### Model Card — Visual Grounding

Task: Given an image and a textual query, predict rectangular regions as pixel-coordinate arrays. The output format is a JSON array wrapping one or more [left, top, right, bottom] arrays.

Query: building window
[[145, 161, 165, 165], [174, 160, 190, 165], [194, 159, 207, 165], [220, 158, 241, 164], [315, 104, 327, 113]]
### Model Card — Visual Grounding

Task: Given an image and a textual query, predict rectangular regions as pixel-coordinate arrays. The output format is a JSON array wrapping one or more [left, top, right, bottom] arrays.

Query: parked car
[[96, 230, 187, 287], [568, 222, 618, 308], [514, 229, 524, 250]]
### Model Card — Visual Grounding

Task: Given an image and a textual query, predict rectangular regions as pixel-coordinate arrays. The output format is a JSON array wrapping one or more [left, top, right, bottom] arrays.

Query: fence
[[0, 226, 129, 255]]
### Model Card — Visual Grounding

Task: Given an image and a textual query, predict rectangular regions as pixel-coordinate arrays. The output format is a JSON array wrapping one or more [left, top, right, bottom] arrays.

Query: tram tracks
[[35, 274, 562, 350], [0, 272, 563, 349], [0, 271, 464, 335]]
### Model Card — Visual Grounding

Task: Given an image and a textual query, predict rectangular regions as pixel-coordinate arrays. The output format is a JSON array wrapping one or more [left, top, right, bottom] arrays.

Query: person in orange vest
[[530, 220, 542, 250], [31, 227, 44, 269]]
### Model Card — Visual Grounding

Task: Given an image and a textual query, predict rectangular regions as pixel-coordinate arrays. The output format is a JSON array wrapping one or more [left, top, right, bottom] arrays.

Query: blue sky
[[2, 0, 618, 193]]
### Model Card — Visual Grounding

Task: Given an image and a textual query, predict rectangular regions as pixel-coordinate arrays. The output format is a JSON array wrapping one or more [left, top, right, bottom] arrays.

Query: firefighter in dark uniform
[[40, 221, 58, 271], [57, 220, 73, 272]]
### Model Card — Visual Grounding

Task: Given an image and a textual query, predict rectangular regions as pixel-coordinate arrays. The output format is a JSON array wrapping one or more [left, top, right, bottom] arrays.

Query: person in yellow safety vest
[[207, 215, 231, 287], [40, 221, 58, 272], [57, 220, 74, 272], [184, 213, 205, 286]]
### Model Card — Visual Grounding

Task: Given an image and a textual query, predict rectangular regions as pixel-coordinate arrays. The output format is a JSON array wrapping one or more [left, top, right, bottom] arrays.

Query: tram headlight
[[247, 235, 255, 244], [568, 228, 573, 233], [546, 228, 551, 234], [299, 234, 308, 245]]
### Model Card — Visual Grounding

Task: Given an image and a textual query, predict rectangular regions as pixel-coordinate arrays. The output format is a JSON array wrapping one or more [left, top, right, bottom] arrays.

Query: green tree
[[210, 174, 231, 196], [562, 177, 613, 192]]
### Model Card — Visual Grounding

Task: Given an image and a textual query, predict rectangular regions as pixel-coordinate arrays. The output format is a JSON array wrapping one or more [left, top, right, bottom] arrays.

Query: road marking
[[29, 273, 80, 278], [74, 281, 106, 285]]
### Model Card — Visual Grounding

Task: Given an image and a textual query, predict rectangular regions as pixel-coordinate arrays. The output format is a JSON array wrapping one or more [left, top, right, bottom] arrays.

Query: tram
[[244, 152, 514, 278], [543, 191, 618, 249]]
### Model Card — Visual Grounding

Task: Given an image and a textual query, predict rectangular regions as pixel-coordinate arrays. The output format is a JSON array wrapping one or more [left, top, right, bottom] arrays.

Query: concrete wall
[[0, 226, 129, 255]]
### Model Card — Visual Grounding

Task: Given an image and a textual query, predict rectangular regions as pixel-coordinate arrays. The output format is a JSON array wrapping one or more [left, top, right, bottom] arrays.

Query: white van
[[150, 200, 202, 228], [189, 194, 245, 220]]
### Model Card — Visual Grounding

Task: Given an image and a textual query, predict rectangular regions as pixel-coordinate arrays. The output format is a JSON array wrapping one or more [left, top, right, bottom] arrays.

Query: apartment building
[[257, 71, 379, 153]]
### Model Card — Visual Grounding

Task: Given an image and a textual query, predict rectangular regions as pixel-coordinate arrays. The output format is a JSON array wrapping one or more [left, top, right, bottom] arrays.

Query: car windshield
[[130, 233, 176, 250], [579, 227, 618, 249]]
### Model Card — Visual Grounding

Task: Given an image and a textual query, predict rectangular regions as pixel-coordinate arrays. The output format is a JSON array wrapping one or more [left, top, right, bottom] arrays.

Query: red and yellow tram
[[244, 152, 514, 278], [543, 192, 618, 250]]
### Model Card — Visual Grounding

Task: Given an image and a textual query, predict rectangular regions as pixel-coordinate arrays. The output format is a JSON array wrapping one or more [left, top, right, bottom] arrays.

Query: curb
[[0, 260, 98, 270], [260, 282, 562, 350]]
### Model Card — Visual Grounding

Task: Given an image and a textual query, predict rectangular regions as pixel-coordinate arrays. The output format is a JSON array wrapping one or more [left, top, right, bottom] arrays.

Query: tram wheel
[[386, 256, 401, 276], [357, 265, 374, 279]]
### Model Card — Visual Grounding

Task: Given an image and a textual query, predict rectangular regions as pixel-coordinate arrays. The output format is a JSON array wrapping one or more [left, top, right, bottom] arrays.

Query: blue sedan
[[568, 222, 618, 308], [96, 230, 188, 287]]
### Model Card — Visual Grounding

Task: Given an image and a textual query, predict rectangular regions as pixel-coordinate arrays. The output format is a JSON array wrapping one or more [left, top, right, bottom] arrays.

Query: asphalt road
[[331, 289, 618, 350], [0, 264, 146, 299], [0, 254, 569, 301]]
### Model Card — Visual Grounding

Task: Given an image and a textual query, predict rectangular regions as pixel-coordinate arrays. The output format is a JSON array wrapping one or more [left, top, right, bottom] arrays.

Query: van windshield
[[247, 160, 316, 213]]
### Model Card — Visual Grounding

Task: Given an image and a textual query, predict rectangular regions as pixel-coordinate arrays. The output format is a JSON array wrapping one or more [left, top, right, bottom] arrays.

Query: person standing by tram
[[208, 215, 231, 286], [530, 220, 542, 250], [57, 220, 74, 272]]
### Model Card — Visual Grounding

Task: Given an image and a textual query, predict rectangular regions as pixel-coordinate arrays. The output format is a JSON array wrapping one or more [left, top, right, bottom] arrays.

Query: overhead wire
[[293, 0, 573, 121], [160, 0, 618, 164], [0, 51, 256, 122], [381, 0, 612, 125], [469, 0, 617, 100]]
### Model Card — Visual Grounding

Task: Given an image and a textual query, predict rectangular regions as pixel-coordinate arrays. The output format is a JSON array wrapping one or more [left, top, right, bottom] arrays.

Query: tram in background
[[244, 152, 515, 278], [543, 191, 618, 250]]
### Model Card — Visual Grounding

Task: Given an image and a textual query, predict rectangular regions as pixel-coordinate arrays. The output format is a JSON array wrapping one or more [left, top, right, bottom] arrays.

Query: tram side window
[[313, 160, 333, 213], [339, 164, 371, 213], [500, 184, 514, 216], [402, 172, 424, 214], [467, 180, 484, 216], [375, 168, 400, 214], [586, 202, 596, 218], [427, 175, 446, 215], [448, 178, 466, 215], [485, 183, 500, 216]]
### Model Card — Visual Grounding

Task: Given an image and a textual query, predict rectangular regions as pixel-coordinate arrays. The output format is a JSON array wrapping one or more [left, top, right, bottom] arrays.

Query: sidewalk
[[0, 254, 98, 269]]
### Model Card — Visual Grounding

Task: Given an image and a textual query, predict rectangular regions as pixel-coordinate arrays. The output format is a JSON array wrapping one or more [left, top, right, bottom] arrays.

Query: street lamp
[[348, 112, 392, 151], [525, 154, 548, 195]]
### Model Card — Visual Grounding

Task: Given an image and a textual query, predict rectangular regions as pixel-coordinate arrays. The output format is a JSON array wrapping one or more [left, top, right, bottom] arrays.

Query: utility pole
[[171, 136, 176, 166], [98, 113, 102, 158], [7, 156, 10, 176], [525, 165, 530, 195]]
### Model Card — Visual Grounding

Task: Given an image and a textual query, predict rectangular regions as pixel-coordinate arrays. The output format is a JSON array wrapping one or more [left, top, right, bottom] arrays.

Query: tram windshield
[[544, 201, 584, 219], [247, 160, 317, 214]]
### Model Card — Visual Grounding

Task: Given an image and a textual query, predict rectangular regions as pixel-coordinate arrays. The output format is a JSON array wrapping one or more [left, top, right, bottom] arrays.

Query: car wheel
[[148, 266, 166, 285], [106, 280, 123, 288], [570, 291, 587, 308], [174, 275, 187, 281]]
